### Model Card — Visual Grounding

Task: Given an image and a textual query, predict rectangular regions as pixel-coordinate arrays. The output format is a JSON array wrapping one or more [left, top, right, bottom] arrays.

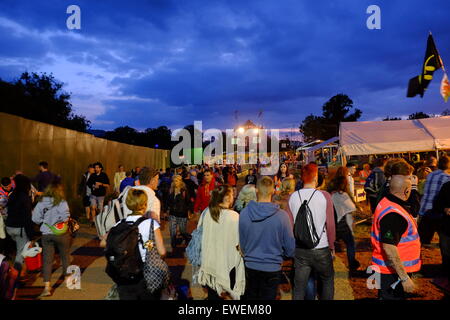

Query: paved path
[[17, 218, 354, 300]]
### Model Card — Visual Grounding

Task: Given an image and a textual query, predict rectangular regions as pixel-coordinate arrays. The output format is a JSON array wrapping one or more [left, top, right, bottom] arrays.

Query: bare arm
[[154, 228, 166, 257], [382, 243, 415, 292]]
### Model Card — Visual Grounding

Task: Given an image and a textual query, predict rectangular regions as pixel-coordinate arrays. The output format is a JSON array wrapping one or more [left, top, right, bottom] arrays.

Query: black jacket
[[5, 191, 34, 239], [433, 181, 450, 236], [168, 188, 192, 218]]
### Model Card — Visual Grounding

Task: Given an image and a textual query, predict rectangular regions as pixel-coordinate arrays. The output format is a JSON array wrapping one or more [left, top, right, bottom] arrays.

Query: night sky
[[1, 0, 449, 137]]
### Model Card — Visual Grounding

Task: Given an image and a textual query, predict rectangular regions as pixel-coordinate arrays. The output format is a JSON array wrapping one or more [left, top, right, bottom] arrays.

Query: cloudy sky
[[1, 0, 449, 137]]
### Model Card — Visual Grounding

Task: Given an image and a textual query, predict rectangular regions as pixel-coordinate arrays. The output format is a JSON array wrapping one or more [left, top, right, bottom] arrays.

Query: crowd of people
[[1, 153, 450, 300]]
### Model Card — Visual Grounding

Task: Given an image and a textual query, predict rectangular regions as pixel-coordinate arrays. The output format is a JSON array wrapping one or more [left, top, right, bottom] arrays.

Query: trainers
[[38, 287, 52, 298]]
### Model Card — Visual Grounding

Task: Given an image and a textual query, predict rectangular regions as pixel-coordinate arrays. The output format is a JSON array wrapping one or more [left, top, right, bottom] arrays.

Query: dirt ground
[[338, 203, 448, 300]]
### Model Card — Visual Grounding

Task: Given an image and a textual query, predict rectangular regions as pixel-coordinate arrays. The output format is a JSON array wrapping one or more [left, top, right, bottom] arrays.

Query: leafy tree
[[0, 72, 90, 132], [383, 116, 403, 121], [299, 94, 362, 142], [408, 112, 431, 120]]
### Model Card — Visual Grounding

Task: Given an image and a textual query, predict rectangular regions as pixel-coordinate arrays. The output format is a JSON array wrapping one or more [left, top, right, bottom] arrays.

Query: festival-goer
[[371, 175, 421, 300], [122, 167, 161, 223], [364, 157, 386, 213], [433, 179, 450, 285], [193, 169, 218, 214], [273, 177, 296, 225], [32, 182, 71, 298], [182, 171, 197, 204], [274, 163, 293, 194], [234, 184, 257, 213], [113, 165, 126, 194], [358, 163, 372, 183], [346, 162, 357, 199], [419, 155, 450, 254], [33, 161, 57, 196], [119, 171, 135, 193], [244, 168, 257, 186], [417, 166, 432, 197], [5, 174, 34, 277], [117, 189, 166, 300], [78, 164, 94, 223], [377, 159, 421, 217], [190, 169, 199, 186], [328, 172, 360, 271], [0, 177, 12, 216], [289, 164, 335, 300], [426, 156, 438, 172], [198, 185, 245, 300], [87, 162, 110, 226], [167, 175, 192, 251], [240, 176, 295, 300]]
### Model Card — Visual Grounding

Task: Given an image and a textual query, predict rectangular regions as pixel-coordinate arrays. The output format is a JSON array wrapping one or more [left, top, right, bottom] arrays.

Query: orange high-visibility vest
[[371, 197, 421, 274]]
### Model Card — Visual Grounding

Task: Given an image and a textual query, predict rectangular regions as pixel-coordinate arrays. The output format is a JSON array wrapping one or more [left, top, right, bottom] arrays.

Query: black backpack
[[104, 216, 146, 285], [293, 190, 324, 249]]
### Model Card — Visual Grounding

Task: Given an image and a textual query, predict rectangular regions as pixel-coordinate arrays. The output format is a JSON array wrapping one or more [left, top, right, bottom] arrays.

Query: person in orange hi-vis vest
[[371, 175, 422, 300]]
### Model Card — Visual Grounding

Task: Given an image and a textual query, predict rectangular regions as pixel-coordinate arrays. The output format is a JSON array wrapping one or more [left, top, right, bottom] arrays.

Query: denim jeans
[[169, 215, 189, 248], [243, 267, 281, 300], [336, 219, 358, 267], [439, 231, 450, 279], [293, 247, 334, 300], [5, 226, 29, 273]]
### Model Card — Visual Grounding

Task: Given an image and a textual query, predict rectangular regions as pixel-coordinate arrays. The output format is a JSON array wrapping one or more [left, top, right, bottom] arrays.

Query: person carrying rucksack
[[364, 158, 386, 213], [104, 188, 166, 300], [288, 163, 336, 300]]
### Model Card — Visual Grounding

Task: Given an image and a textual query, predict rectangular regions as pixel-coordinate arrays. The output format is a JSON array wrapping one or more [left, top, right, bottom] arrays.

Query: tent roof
[[305, 136, 339, 153], [340, 117, 450, 156]]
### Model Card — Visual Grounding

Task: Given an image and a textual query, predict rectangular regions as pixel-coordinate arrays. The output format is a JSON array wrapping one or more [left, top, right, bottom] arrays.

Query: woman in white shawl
[[198, 184, 245, 300]]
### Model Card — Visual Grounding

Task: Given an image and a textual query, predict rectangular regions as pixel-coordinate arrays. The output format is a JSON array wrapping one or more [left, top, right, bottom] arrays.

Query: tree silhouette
[[0, 72, 90, 132], [383, 116, 403, 121], [408, 112, 431, 120], [300, 94, 362, 142]]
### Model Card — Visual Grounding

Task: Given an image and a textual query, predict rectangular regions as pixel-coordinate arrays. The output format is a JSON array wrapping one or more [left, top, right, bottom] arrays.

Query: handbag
[[186, 209, 206, 267], [143, 218, 170, 293], [68, 218, 80, 235]]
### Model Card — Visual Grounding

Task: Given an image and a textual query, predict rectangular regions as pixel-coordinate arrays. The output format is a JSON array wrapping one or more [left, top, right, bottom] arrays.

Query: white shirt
[[347, 174, 355, 198], [122, 185, 161, 222], [288, 189, 329, 249], [121, 215, 160, 262]]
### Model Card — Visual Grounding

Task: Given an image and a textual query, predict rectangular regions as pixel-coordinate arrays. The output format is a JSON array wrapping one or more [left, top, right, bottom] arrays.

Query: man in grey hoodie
[[239, 176, 295, 300]]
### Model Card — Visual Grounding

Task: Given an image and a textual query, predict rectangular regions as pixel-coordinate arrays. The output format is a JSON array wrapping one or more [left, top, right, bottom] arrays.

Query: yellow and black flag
[[407, 33, 443, 98]]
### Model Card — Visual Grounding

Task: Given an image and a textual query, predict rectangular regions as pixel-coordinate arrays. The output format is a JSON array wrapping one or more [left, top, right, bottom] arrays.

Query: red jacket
[[194, 177, 219, 213]]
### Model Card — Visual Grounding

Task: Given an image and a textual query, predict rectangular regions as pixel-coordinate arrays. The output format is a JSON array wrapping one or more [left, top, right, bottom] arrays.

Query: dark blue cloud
[[0, 0, 449, 131]]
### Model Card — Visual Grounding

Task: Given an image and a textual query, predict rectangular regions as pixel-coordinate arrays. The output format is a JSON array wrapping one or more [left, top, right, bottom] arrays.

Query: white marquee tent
[[339, 116, 450, 156]]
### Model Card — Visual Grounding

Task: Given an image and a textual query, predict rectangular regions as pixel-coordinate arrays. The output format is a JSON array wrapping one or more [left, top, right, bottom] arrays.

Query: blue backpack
[[186, 209, 207, 267]]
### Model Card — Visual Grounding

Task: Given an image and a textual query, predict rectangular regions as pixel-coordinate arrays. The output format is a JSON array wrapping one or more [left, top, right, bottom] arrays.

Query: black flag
[[407, 33, 443, 98]]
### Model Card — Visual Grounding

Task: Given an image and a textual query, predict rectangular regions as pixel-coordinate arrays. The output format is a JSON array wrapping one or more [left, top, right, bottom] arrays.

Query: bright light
[[238, 127, 245, 133], [253, 128, 259, 134]]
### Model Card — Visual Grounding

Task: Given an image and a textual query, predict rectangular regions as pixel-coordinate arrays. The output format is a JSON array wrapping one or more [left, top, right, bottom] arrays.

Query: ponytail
[[208, 184, 233, 223]]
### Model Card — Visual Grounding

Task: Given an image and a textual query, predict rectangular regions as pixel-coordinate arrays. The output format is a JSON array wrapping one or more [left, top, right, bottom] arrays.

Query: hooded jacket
[[32, 197, 70, 235], [239, 200, 295, 272], [194, 177, 218, 213]]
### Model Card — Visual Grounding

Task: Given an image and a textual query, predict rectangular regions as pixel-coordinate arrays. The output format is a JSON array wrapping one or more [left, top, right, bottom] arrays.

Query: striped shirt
[[419, 169, 450, 217]]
